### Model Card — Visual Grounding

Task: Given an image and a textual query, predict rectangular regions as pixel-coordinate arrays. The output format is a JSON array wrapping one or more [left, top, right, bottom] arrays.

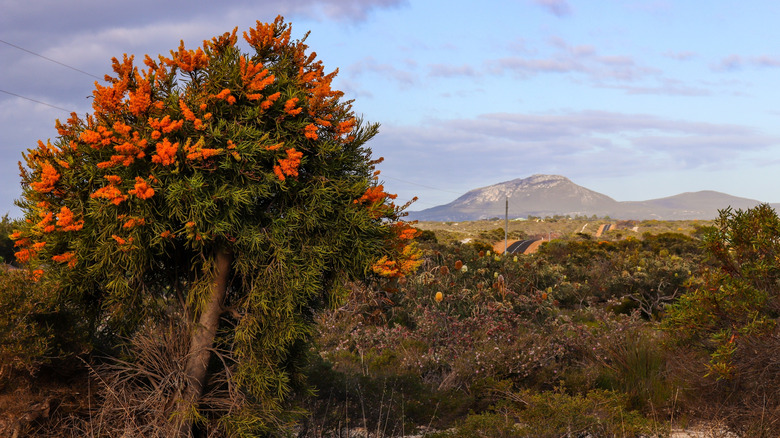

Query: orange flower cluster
[[122, 217, 146, 228], [89, 55, 138, 117], [92, 81, 128, 116], [179, 99, 196, 121], [152, 138, 179, 166], [149, 115, 184, 140], [184, 137, 222, 161], [30, 162, 60, 194], [213, 89, 236, 105], [260, 92, 281, 111], [304, 123, 318, 140], [111, 235, 134, 246], [336, 118, 356, 137], [243, 16, 291, 52], [164, 41, 209, 72], [208, 29, 238, 53], [314, 117, 332, 128], [98, 131, 148, 169], [30, 269, 44, 282], [56, 206, 84, 232], [52, 251, 77, 269], [90, 184, 127, 205], [354, 185, 397, 205], [226, 140, 241, 160], [273, 148, 303, 181], [128, 176, 155, 199], [160, 230, 175, 239], [55, 113, 81, 137], [14, 241, 46, 264], [80, 125, 116, 149], [240, 57, 275, 100], [128, 76, 152, 116], [283, 97, 303, 115], [36, 211, 55, 233]]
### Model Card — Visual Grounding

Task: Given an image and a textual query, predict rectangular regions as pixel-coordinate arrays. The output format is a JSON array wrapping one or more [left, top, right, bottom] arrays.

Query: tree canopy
[[10, 16, 420, 436]]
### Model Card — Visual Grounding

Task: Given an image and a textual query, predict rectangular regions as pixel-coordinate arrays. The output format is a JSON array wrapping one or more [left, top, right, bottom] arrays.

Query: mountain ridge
[[407, 174, 780, 221]]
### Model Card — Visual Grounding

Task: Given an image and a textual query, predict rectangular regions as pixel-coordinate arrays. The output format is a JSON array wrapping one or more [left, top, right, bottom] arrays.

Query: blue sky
[[2, 0, 780, 216]]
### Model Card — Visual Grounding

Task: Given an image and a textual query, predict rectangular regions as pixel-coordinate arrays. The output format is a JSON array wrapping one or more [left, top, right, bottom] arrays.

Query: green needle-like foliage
[[10, 16, 419, 436]]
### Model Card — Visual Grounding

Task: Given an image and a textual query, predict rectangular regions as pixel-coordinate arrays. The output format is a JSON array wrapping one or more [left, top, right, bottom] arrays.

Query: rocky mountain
[[407, 174, 777, 221]]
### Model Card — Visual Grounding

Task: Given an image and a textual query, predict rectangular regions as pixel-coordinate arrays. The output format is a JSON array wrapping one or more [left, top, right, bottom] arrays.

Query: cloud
[[348, 56, 417, 86], [427, 63, 480, 78], [664, 51, 696, 61], [370, 110, 778, 199], [712, 54, 780, 72], [531, 0, 572, 17]]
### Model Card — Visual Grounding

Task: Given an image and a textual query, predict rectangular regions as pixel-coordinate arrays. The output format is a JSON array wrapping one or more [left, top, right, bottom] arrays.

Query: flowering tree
[[11, 17, 419, 436]]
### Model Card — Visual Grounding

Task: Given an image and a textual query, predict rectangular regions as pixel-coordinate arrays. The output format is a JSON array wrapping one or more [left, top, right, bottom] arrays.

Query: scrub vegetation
[[1, 15, 779, 438]]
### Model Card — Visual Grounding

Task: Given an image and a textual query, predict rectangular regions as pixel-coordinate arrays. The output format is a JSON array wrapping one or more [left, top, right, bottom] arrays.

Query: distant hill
[[407, 174, 779, 221]]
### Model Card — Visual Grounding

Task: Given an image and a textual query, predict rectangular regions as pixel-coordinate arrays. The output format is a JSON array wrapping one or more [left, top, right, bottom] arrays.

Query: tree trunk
[[176, 246, 232, 437]]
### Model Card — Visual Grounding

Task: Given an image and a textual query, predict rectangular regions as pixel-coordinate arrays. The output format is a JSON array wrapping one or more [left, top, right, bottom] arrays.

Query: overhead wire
[[0, 89, 74, 113], [0, 38, 99, 113], [0, 38, 102, 80]]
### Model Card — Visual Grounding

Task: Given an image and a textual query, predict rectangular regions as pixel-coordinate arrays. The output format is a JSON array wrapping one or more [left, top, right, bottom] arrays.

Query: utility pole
[[505, 196, 508, 254]]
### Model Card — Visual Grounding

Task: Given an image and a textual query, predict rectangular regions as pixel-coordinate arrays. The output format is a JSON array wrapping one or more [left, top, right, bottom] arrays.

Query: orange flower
[[151, 138, 179, 166], [164, 41, 209, 72], [90, 185, 127, 205], [111, 234, 133, 245], [104, 175, 122, 185], [354, 185, 397, 205], [122, 217, 146, 228], [180, 99, 196, 121], [244, 16, 291, 52], [336, 118, 356, 136], [214, 89, 232, 100], [36, 211, 54, 233], [273, 148, 303, 181], [30, 163, 60, 193], [56, 206, 84, 232], [128, 176, 155, 199], [240, 57, 275, 96], [148, 115, 184, 134], [14, 248, 33, 264], [112, 121, 132, 137], [160, 230, 175, 239], [283, 97, 302, 115], [80, 129, 102, 145], [52, 252, 77, 269], [128, 77, 152, 116], [304, 123, 318, 140], [30, 269, 44, 282], [260, 92, 281, 110], [14, 239, 46, 263]]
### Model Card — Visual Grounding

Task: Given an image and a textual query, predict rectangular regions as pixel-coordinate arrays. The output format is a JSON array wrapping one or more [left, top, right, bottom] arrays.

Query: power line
[[0, 38, 102, 80], [0, 89, 74, 113], [382, 175, 464, 195]]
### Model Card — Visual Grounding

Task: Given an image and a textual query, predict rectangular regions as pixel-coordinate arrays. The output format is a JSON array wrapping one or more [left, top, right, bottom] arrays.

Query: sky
[[2, 0, 780, 217]]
